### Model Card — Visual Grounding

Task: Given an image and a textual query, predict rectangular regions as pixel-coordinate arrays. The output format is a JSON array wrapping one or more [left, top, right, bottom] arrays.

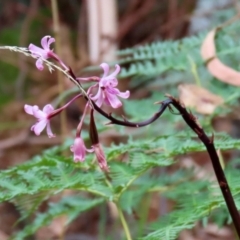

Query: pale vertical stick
[[99, 0, 118, 61], [86, 0, 100, 64], [86, 0, 118, 63], [51, 0, 67, 140]]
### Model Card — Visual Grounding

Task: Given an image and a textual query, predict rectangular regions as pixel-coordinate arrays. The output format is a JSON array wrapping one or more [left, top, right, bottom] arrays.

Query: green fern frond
[[117, 22, 240, 78], [13, 196, 104, 240], [137, 161, 240, 240]]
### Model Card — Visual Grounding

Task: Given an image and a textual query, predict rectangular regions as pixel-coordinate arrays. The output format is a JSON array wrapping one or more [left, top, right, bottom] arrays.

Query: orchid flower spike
[[70, 137, 93, 162], [91, 63, 130, 108], [24, 104, 55, 138], [28, 35, 55, 70]]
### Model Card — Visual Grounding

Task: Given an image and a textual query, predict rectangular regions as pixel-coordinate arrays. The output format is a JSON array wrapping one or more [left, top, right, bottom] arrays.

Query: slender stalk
[[88, 97, 171, 127], [51, 0, 67, 139], [168, 95, 240, 238], [116, 203, 132, 240]]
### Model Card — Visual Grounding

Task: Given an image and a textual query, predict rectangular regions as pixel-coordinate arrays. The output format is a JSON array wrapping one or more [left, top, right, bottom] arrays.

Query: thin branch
[[168, 95, 240, 238], [116, 203, 132, 240], [88, 97, 171, 127], [90, 94, 240, 238]]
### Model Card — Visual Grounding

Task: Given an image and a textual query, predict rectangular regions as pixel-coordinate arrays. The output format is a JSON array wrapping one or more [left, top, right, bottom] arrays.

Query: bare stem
[[116, 202, 132, 240], [168, 95, 240, 238]]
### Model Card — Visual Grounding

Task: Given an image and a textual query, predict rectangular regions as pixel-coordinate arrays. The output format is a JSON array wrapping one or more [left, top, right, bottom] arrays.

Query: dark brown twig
[[89, 98, 171, 127], [90, 94, 240, 238], [168, 95, 240, 238]]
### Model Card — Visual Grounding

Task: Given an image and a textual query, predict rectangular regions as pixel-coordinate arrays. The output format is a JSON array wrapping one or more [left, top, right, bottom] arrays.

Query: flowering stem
[[116, 202, 132, 240], [49, 93, 82, 118], [75, 103, 89, 137]]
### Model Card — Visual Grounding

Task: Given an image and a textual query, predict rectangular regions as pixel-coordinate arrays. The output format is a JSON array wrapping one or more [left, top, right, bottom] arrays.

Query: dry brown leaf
[[201, 28, 240, 86], [178, 84, 224, 115]]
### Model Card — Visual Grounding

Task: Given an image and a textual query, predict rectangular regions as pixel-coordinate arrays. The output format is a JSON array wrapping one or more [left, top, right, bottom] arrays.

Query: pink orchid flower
[[28, 35, 55, 70], [24, 104, 55, 138], [91, 63, 130, 108], [70, 137, 93, 162]]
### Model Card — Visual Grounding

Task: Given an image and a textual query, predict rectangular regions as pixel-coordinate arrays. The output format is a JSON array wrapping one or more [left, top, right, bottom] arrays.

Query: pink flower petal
[[43, 104, 54, 115], [25, 103, 56, 137], [32, 120, 47, 136], [106, 87, 120, 95], [28, 44, 45, 57], [105, 92, 122, 108], [91, 88, 104, 107], [95, 92, 104, 107], [100, 63, 110, 78], [32, 106, 46, 119], [105, 64, 120, 79], [24, 104, 34, 115], [71, 137, 87, 162], [101, 78, 118, 88], [117, 90, 130, 99], [29, 36, 56, 71], [92, 63, 129, 109], [41, 35, 51, 49], [46, 122, 55, 138], [36, 58, 44, 71], [46, 37, 55, 49]]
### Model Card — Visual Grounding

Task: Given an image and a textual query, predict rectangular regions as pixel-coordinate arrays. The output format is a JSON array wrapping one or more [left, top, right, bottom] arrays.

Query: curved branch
[[90, 98, 172, 127]]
